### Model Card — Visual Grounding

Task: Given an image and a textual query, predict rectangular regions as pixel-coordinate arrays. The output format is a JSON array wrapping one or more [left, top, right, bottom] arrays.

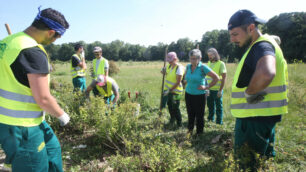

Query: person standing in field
[[161, 52, 185, 128], [184, 49, 219, 135], [206, 48, 227, 125], [85, 75, 119, 108], [228, 9, 288, 169], [91, 46, 109, 96], [71, 43, 87, 92], [0, 7, 70, 171]]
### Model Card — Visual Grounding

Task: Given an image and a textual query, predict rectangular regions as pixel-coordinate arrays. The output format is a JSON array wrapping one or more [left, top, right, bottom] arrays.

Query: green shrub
[[108, 141, 197, 171], [96, 102, 140, 154]]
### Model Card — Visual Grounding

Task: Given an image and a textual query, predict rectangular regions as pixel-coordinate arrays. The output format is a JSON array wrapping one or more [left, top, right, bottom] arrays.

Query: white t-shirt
[[169, 65, 184, 76]]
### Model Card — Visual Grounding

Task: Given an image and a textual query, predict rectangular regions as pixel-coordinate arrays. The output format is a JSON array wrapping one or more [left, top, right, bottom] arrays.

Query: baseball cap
[[166, 52, 178, 62], [96, 75, 106, 86], [93, 46, 102, 53], [228, 9, 266, 30]]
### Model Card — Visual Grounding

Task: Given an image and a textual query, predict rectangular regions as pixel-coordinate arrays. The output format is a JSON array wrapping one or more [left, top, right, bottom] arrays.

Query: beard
[[240, 35, 252, 50]]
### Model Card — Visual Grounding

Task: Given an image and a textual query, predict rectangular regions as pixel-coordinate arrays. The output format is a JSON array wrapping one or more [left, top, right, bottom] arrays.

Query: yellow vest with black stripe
[[164, 64, 184, 94], [96, 77, 114, 97], [71, 54, 85, 78], [231, 34, 288, 118], [0, 32, 48, 126], [92, 57, 106, 79], [207, 60, 224, 90]]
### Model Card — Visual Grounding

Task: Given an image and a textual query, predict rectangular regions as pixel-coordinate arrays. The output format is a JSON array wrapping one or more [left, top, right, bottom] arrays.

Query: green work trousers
[[207, 90, 223, 124], [72, 76, 86, 92], [0, 121, 63, 172], [162, 93, 182, 126], [234, 118, 276, 157]]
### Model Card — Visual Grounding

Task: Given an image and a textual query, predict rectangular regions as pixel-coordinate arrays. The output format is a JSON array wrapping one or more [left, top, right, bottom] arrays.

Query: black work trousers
[[185, 92, 206, 134]]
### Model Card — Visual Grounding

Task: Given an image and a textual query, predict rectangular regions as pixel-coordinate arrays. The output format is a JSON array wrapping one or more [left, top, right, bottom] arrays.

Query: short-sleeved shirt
[[185, 62, 211, 95], [236, 41, 281, 122], [237, 41, 275, 88], [10, 47, 49, 88], [71, 54, 81, 67], [89, 78, 119, 95]]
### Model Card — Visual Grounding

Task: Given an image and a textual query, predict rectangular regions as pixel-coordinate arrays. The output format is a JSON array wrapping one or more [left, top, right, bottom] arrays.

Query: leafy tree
[[263, 12, 306, 62], [57, 43, 74, 61]]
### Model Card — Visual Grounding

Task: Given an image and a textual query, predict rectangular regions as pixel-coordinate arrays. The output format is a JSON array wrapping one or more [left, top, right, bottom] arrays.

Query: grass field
[[1, 61, 305, 171]]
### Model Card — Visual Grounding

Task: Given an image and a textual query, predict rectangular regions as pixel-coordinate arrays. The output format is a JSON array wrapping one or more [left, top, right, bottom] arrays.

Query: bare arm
[[85, 84, 94, 97], [219, 73, 226, 92], [198, 71, 219, 90], [113, 91, 119, 104], [28, 73, 64, 118], [78, 57, 87, 70], [105, 69, 109, 77], [245, 55, 276, 94], [112, 82, 120, 104]]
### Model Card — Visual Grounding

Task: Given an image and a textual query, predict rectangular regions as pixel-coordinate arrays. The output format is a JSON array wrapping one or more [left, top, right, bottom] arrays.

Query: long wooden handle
[[159, 46, 168, 114], [5, 23, 12, 35]]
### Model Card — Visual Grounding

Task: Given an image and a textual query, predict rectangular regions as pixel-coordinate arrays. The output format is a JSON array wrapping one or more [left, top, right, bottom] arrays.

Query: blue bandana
[[35, 7, 66, 35]]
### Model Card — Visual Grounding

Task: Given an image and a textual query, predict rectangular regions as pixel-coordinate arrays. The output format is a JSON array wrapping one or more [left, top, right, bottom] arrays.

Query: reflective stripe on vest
[[0, 88, 36, 103], [0, 106, 43, 118], [231, 99, 288, 109], [207, 61, 222, 90], [230, 34, 288, 118], [0, 32, 45, 126], [71, 54, 85, 78], [232, 85, 287, 98], [93, 58, 106, 79], [164, 64, 184, 94]]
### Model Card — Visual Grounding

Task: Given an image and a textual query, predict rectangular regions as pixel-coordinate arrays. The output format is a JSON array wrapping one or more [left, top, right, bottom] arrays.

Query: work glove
[[161, 67, 166, 74], [80, 51, 85, 59], [57, 112, 70, 126], [217, 90, 222, 98], [163, 90, 170, 96], [244, 91, 267, 104]]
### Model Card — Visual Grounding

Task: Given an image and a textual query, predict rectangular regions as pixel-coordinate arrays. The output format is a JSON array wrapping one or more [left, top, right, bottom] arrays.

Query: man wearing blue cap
[[228, 9, 288, 168], [0, 8, 70, 171]]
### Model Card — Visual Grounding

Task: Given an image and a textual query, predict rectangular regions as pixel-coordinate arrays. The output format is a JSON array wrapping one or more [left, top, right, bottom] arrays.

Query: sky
[[1, 0, 305, 46]]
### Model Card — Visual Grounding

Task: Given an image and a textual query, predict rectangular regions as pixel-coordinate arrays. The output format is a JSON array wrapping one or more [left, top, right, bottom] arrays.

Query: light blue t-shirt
[[185, 62, 211, 95]]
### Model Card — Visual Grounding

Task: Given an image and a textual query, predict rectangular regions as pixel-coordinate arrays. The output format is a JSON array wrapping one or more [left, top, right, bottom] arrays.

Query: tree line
[[45, 12, 306, 63]]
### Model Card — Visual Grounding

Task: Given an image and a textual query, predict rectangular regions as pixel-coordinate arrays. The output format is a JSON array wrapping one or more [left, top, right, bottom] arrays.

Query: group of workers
[[0, 7, 288, 172], [161, 48, 226, 136], [70, 43, 119, 107]]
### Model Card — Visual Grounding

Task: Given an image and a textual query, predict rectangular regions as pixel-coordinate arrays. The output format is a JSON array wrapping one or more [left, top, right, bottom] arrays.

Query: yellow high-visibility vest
[[164, 64, 184, 94], [96, 77, 115, 97], [206, 60, 225, 90], [231, 34, 288, 118], [71, 54, 85, 78], [0, 32, 48, 126], [92, 57, 106, 79]]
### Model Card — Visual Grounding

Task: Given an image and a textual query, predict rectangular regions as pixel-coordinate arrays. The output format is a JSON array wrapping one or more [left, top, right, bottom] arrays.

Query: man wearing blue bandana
[[0, 8, 70, 172]]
